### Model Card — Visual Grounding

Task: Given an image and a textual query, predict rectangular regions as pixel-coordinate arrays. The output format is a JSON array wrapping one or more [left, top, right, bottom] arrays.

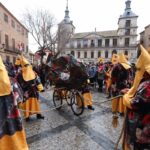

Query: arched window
[[78, 52, 80, 58], [84, 52, 87, 58], [91, 51, 94, 58], [105, 51, 108, 58], [71, 51, 74, 56], [112, 49, 117, 55], [98, 51, 101, 57], [124, 50, 128, 55]]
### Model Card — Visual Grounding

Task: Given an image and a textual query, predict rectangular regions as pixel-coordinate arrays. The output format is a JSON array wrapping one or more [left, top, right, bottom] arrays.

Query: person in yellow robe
[[122, 45, 150, 150], [111, 53, 131, 115], [0, 56, 28, 150], [15, 55, 44, 121], [104, 62, 113, 98], [82, 81, 95, 110]]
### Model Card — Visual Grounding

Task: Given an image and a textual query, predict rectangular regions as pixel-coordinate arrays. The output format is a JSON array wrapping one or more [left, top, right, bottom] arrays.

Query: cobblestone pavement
[[23, 87, 124, 150]]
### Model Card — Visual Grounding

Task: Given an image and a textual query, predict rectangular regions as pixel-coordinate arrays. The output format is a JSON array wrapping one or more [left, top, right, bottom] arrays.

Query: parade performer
[[97, 58, 105, 92], [0, 56, 28, 150], [15, 55, 44, 121], [122, 45, 150, 150], [111, 53, 131, 115], [104, 62, 113, 98]]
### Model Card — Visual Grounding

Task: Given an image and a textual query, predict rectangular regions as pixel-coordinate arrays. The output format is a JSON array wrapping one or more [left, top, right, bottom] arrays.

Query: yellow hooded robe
[[15, 55, 43, 118], [122, 45, 150, 150], [112, 53, 131, 114], [0, 56, 28, 150]]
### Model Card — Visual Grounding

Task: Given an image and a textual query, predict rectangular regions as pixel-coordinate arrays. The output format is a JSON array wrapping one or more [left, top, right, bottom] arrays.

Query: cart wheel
[[53, 90, 63, 110], [70, 91, 84, 116], [65, 91, 71, 106]]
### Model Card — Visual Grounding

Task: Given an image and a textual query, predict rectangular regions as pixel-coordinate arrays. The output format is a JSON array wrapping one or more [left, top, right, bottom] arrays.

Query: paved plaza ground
[[23, 88, 124, 150]]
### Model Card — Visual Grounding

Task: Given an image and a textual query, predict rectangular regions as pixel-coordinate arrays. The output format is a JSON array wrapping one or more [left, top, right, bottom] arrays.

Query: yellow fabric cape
[[22, 65, 36, 81], [0, 56, 11, 96], [123, 45, 150, 108], [15, 55, 36, 81], [118, 53, 131, 70]]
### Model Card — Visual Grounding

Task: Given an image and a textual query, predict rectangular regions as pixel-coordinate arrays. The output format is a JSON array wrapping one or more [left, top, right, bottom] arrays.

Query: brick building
[[0, 2, 28, 63]]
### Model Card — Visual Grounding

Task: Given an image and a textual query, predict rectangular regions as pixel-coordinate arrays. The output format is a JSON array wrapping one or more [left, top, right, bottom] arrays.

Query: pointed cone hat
[[140, 45, 150, 74], [0, 56, 11, 96], [98, 57, 104, 63], [15, 54, 36, 81], [123, 45, 149, 108], [118, 53, 131, 70], [15, 54, 30, 67]]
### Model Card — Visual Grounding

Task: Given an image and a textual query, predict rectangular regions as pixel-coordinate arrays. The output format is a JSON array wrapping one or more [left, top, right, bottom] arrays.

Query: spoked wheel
[[65, 91, 71, 106], [53, 89, 63, 110], [70, 91, 84, 116]]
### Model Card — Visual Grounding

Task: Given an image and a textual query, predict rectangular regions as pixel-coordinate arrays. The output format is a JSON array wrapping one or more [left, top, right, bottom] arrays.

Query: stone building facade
[[0, 2, 28, 63], [140, 25, 150, 49], [59, 0, 138, 63]]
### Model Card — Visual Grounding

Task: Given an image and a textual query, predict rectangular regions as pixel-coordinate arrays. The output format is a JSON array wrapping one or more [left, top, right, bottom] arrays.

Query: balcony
[[4, 46, 21, 54]]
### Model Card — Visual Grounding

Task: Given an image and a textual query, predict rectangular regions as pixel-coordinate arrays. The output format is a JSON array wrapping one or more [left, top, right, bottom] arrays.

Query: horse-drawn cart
[[46, 54, 89, 116]]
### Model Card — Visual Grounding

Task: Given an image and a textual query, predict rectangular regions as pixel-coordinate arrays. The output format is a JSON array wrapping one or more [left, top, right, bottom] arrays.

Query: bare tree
[[22, 9, 57, 63]]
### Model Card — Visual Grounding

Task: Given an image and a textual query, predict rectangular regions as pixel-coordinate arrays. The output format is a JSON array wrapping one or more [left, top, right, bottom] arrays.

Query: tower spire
[[66, 0, 68, 9], [64, 0, 70, 23], [125, 0, 131, 11]]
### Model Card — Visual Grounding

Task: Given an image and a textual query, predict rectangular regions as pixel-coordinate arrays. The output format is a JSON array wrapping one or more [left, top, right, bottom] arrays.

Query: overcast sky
[[0, 0, 149, 51]]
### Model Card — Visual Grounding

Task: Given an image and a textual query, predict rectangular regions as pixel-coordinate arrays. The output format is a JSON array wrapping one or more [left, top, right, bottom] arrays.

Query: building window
[[70, 41, 74, 49], [91, 40, 95, 47], [112, 49, 117, 55], [127, 12, 130, 16], [98, 39, 102, 47], [125, 29, 130, 35], [4, 14, 8, 23], [71, 51, 74, 56], [5, 34, 9, 49], [17, 25, 20, 32], [105, 39, 109, 47], [113, 39, 117, 47], [124, 50, 128, 55], [12, 38, 15, 51], [84, 52, 87, 58], [91, 51, 94, 58], [22, 28, 24, 35], [6, 56, 10, 62], [77, 41, 81, 48], [105, 51, 108, 58], [125, 20, 131, 27], [125, 38, 130, 46], [11, 20, 15, 28], [83, 39, 88, 48], [78, 51, 80, 58], [26, 31, 28, 38], [98, 51, 101, 57]]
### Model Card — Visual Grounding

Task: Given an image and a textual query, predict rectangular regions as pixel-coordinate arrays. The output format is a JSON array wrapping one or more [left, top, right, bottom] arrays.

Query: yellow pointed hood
[[111, 54, 118, 65], [118, 53, 131, 70], [15, 54, 30, 67], [98, 57, 104, 63], [15, 54, 36, 81], [141, 45, 150, 75], [0, 56, 11, 96], [123, 45, 149, 108]]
